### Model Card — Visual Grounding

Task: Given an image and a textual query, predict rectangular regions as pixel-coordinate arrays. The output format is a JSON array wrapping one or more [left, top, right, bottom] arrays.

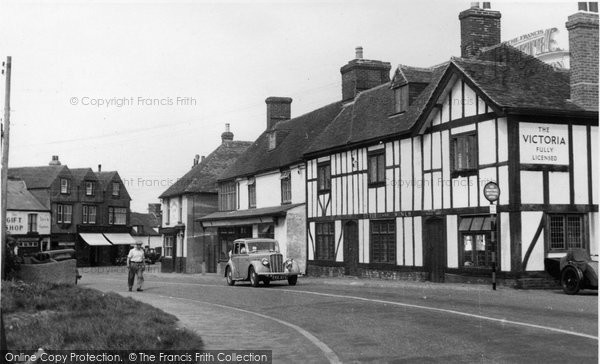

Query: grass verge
[[1, 280, 203, 350]]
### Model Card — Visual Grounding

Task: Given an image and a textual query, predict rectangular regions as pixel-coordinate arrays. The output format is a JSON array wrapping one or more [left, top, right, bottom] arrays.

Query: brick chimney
[[221, 123, 234, 143], [265, 97, 292, 130], [340, 47, 391, 102], [566, 2, 599, 109], [459, 2, 501, 58], [48, 155, 61, 166]]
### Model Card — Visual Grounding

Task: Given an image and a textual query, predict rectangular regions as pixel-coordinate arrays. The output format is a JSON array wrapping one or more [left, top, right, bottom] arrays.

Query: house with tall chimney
[[8, 157, 136, 266], [302, 2, 598, 286], [198, 95, 347, 274], [158, 125, 252, 273]]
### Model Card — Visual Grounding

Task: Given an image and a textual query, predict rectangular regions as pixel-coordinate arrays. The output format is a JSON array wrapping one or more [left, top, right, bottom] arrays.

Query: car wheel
[[249, 267, 260, 287], [226, 267, 235, 286], [561, 265, 581, 295], [288, 275, 298, 286]]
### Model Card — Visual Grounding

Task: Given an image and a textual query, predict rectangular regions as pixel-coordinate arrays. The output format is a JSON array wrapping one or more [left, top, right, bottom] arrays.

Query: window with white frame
[[57, 204, 72, 224], [82, 205, 97, 224], [315, 222, 335, 260], [112, 182, 120, 196], [393, 85, 409, 113], [368, 150, 386, 187], [85, 181, 94, 196], [317, 162, 331, 194], [108, 207, 127, 225], [60, 178, 70, 194], [164, 235, 174, 257], [219, 181, 237, 211]]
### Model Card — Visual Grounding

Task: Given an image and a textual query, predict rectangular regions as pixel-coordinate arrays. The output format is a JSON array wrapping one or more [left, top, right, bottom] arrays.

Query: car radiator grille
[[270, 254, 284, 273]]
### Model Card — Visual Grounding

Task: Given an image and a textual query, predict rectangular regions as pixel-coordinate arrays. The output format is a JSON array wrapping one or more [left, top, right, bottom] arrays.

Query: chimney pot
[[221, 123, 234, 143], [355, 46, 363, 59], [49, 155, 61, 166], [471, 2, 480, 8], [482, 2, 491, 9], [98, 164, 101, 172]]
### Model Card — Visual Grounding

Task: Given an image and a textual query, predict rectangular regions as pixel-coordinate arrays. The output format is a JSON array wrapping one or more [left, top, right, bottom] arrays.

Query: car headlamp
[[285, 258, 294, 269], [261, 258, 270, 266]]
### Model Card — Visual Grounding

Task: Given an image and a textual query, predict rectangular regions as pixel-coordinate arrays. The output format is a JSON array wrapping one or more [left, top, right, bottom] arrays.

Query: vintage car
[[225, 238, 300, 287], [545, 248, 598, 295]]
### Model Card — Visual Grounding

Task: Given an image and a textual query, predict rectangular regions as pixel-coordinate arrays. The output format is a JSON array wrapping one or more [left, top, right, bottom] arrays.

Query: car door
[[231, 243, 241, 278], [237, 243, 250, 279]]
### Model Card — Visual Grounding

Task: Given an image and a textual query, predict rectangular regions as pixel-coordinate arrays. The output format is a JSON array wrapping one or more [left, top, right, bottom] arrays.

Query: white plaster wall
[[446, 215, 458, 268], [548, 172, 570, 204], [396, 217, 404, 266], [256, 172, 281, 208], [414, 216, 423, 267], [500, 212, 511, 272], [478, 119, 496, 166], [521, 211, 545, 271], [404, 217, 414, 266], [520, 171, 544, 204]]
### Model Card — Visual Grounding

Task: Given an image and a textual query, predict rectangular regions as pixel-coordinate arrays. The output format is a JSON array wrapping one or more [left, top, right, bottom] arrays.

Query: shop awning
[[79, 233, 112, 246], [198, 203, 303, 228], [458, 216, 494, 231], [103, 233, 138, 245]]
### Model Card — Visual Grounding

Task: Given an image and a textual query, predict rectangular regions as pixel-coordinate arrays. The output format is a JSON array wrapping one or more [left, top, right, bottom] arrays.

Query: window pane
[[566, 216, 583, 249], [550, 215, 565, 249]]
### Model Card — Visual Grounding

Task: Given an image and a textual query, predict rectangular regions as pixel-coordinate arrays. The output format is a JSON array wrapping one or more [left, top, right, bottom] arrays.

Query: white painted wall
[[335, 220, 343, 262], [548, 172, 570, 204], [446, 215, 458, 268], [500, 212, 511, 272], [478, 119, 496, 166], [521, 211, 545, 271], [255, 171, 281, 208], [520, 171, 544, 204], [572, 125, 588, 204]]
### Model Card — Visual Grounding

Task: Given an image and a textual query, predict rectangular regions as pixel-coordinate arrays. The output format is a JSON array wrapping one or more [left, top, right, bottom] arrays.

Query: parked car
[[225, 238, 300, 287], [545, 248, 598, 295]]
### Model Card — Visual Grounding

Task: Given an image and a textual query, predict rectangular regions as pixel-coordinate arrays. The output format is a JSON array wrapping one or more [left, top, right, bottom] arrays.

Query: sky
[[0, 0, 576, 212]]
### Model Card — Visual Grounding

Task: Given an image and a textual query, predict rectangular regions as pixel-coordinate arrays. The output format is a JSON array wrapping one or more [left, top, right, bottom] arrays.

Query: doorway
[[423, 217, 447, 282], [343, 220, 359, 276]]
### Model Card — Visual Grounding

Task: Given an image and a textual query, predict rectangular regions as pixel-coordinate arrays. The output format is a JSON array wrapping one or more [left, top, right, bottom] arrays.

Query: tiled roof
[[453, 43, 587, 112], [95, 171, 118, 189], [8, 165, 68, 189], [306, 43, 594, 156], [130, 212, 160, 236], [392, 65, 435, 87], [7, 180, 49, 211], [306, 64, 447, 154], [218, 101, 343, 181], [159, 140, 253, 198], [70, 168, 97, 184]]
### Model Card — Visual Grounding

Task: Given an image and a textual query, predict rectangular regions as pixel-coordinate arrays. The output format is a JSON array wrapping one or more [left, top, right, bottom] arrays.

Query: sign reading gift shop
[[519, 123, 569, 165], [5, 211, 51, 235]]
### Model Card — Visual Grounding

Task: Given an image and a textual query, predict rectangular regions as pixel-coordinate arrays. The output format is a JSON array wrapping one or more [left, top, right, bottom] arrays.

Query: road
[[82, 267, 598, 363]]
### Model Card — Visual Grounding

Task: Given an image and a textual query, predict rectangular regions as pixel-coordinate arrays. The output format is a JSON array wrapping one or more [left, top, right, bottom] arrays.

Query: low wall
[[17, 259, 78, 285]]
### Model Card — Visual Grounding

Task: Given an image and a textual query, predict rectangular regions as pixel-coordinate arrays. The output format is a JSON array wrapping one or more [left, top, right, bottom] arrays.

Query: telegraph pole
[[1, 56, 12, 280]]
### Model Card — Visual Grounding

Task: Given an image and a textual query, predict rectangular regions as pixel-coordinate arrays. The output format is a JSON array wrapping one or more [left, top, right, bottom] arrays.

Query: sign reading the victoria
[[519, 123, 569, 165]]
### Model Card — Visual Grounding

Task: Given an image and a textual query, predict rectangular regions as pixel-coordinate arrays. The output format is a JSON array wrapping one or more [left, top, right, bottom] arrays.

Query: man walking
[[127, 241, 145, 292]]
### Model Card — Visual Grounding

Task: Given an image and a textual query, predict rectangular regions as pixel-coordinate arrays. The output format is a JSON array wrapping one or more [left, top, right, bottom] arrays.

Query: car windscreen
[[247, 241, 279, 253]]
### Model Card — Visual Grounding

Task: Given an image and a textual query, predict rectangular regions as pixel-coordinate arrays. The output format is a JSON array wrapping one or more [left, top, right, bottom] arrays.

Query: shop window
[[164, 235, 174, 257], [549, 214, 585, 251], [317, 162, 331, 194], [258, 223, 274, 239], [248, 178, 256, 209], [459, 216, 495, 268], [370, 220, 396, 264], [368, 150, 386, 187], [218, 226, 252, 261], [60, 178, 70, 194], [451, 133, 478, 177], [280, 170, 291, 204], [315, 222, 335, 260], [27, 214, 37, 233], [393, 85, 409, 114], [219, 181, 237, 211]]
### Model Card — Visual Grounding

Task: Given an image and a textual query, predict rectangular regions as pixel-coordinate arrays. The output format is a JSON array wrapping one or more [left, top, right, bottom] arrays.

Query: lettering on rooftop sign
[[519, 123, 569, 165], [506, 27, 570, 69]]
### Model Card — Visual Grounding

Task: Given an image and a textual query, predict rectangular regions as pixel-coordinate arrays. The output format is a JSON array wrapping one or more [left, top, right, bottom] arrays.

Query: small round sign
[[483, 181, 500, 203]]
